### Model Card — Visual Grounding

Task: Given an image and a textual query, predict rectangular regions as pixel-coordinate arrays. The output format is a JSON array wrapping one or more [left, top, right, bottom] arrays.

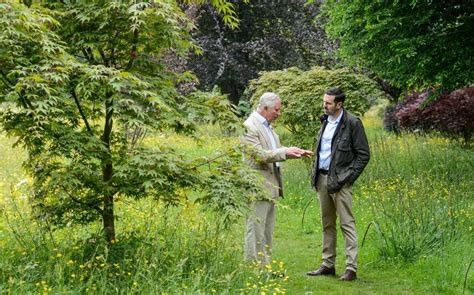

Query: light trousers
[[244, 200, 276, 265], [316, 174, 358, 272]]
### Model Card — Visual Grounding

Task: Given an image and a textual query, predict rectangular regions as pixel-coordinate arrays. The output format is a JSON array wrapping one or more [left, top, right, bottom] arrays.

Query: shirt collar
[[328, 109, 344, 124], [253, 111, 268, 126]]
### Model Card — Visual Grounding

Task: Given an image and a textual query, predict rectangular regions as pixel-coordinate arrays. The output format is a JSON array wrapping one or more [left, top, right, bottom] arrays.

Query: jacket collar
[[250, 112, 273, 147], [319, 114, 328, 123], [320, 109, 345, 126]]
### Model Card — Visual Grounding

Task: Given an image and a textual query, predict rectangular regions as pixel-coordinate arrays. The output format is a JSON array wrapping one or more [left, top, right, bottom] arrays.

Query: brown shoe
[[339, 269, 357, 281], [306, 265, 336, 276]]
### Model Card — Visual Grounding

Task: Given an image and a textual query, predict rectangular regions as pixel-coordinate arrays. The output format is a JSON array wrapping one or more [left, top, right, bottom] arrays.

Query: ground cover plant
[[1, 107, 473, 294]]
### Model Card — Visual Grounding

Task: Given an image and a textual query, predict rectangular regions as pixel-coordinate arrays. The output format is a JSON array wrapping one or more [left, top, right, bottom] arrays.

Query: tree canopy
[[187, 0, 337, 105], [0, 1, 262, 244], [392, 86, 474, 143], [322, 0, 474, 93]]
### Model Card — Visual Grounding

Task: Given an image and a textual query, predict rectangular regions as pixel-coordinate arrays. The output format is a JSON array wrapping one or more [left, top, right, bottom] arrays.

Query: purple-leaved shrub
[[393, 86, 474, 143]]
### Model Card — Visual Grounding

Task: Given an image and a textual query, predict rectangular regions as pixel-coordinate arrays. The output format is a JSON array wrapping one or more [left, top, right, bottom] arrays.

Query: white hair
[[256, 92, 280, 111]]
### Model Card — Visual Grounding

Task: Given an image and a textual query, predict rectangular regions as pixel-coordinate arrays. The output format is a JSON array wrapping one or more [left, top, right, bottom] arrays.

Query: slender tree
[[0, 1, 261, 244]]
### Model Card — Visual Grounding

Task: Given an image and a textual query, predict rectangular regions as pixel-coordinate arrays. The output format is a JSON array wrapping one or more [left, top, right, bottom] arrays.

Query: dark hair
[[325, 87, 346, 104]]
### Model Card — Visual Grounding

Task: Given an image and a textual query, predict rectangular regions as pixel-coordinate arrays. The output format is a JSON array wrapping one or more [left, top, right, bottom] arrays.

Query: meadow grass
[[276, 105, 473, 294], [0, 108, 473, 294]]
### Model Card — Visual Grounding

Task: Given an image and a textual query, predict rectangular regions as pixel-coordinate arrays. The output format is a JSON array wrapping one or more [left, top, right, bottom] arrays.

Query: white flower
[[15, 179, 28, 187]]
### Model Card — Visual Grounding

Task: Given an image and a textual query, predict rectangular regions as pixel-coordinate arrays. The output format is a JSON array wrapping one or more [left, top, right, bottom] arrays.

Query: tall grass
[[1, 187, 290, 294], [1, 110, 473, 293], [358, 118, 473, 262], [0, 131, 289, 294]]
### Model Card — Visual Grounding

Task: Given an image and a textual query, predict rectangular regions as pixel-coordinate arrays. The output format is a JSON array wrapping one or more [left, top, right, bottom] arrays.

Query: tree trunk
[[102, 188, 116, 244], [102, 98, 115, 244]]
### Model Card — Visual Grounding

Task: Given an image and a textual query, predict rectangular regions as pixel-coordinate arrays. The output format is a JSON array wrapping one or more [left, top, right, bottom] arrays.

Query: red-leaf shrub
[[394, 91, 428, 132], [394, 86, 474, 143]]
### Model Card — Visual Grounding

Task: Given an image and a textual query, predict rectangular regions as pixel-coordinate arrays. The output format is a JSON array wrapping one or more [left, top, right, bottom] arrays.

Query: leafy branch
[[191, 150, 234, 169], [125, 29, 139, 71], [61, 185, 104, 215], [81, 48, 97, 64], [71, 88, 92, 133]]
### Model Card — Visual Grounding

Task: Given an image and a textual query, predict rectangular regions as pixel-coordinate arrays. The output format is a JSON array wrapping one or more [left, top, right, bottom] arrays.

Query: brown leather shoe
[[339, 269, 357, 281], [306, 265, 336, 276]]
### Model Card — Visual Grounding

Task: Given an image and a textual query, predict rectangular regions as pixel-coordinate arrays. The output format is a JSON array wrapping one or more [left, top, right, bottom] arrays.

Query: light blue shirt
[[318, 110, 344, 170]]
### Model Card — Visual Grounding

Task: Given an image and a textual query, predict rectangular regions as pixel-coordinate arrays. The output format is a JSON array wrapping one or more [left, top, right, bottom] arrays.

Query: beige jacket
[[241, 112, 288, 199]]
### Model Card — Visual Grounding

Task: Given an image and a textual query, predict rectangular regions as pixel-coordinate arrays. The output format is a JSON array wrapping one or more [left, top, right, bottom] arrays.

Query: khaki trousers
[[316, 174, 358, 272], [244, 200, 275, 265]]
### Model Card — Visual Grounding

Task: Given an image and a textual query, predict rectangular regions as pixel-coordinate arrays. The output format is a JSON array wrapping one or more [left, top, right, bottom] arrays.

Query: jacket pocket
[[336, 143, 353, 166], [336, 167, 353, 185], [338, 141, 351, 151]]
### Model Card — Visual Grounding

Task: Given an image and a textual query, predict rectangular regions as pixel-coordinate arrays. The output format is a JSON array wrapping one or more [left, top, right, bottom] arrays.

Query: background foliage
[[247, 67, 388, 149], [321, 0, 474, 93], [321, 0, 473, 141], [187, 0, 337, 105]]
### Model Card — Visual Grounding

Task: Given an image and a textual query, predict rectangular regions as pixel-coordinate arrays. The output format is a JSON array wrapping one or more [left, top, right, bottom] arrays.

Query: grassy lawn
[[271, 107, 473, 294], [273, 159, 473, 294], [0, 108, 473, 294]]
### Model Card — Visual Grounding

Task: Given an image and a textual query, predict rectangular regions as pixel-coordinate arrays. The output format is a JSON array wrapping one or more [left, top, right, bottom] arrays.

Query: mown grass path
[[272, 171, 472, 294]]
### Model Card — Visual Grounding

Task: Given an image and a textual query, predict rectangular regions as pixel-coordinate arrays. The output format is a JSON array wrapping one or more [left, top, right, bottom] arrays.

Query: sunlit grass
[[279, 106, 473, 293], [0, 111, 473, 294]]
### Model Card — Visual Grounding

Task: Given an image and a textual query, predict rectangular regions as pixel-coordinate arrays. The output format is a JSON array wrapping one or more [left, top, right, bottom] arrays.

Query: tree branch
[[210, 5, 228, 83], [62, 185, 104, 214], [18, 95, 28, 109], [125, 29, 139, 70], [0, 78, 11, 90], [102, 93, 114, 183], [191, 150, 233, 169], [19, 90, 33, 109], [102, 95, 114, 150], [82, 48, 96, 64], [71, 88, 92, 133], [99, 48, 109, 67], [109, 31, 121, 67]]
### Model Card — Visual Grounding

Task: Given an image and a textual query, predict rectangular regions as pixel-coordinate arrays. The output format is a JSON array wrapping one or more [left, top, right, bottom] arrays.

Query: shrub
[[393, 91, 427, 132], [394, 86, 474, 144], [246, 67, 388, 149], [422, 87, 474, 143]]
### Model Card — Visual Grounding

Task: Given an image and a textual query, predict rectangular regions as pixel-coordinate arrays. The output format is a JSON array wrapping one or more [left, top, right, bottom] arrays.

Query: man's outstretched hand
[[286, 147, 314, 159]]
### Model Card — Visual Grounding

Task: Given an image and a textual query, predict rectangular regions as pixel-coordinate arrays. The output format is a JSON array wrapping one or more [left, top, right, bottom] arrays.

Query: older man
[[241, 92, 312, 266], [307, 87, 370, 281]]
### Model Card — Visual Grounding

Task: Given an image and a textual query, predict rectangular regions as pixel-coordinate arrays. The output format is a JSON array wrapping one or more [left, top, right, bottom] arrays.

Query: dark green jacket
[[311, 110, 370, 193]]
